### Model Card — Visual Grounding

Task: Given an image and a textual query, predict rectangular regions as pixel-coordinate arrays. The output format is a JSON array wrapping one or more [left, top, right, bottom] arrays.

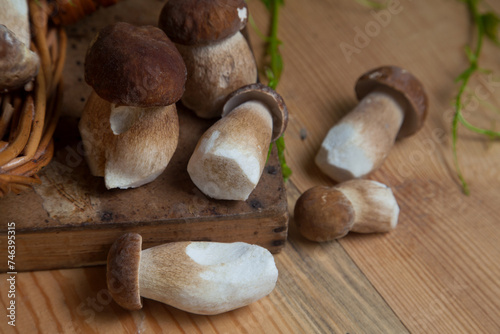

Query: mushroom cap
[[85, 22, 187, 107], [158, 0, 248, 45], [0, 25, 40, 92], [107, 233, 143, 310], [222, 83, 288, 141], [294, 186, 355, 242], [49, 0, 123, 26], [355, 66, 428, 139]]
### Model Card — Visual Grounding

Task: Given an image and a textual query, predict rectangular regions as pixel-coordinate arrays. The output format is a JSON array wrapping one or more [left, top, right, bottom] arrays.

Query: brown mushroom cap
[[0, 25, 40, 92], [355, 66, 428, 139], [222, 83, 288, 141], [49, 0, 123, 26], [158, 0, 248, 45], [294, 186, 355, 242], [85, 22, 187, 107], [107, 233, 143, 310]]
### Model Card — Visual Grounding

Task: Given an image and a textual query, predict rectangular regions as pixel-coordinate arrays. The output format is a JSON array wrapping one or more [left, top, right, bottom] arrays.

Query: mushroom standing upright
[[158, 0, 257, 119], [107, 233, 278, 315], [315, 66, 428, 182], [188, 83, 288, 201], [79, 22, 187, 189], [294, 179, 400, 242]]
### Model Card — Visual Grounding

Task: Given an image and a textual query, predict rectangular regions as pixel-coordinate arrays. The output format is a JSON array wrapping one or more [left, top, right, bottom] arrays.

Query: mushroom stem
[[107, 234, 278, 315], [315, 90, 404, 182], [137, 241, 277, 315], [109, 104, 144, 135], [177, 31, 257, 119], [335, 180, 399, 233], [187, 100, 273, 200]]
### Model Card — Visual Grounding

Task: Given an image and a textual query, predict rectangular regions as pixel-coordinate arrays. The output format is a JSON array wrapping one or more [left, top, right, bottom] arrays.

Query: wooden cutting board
[[0, 1, 288, 272]]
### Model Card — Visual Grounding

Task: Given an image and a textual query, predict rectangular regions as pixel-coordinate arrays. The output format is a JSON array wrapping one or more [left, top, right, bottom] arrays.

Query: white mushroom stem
[[336, 180, 399, 233], [138, 242, 278, 315], [109, 105, 144, 135], [315, 90, 404, 182], [0, 0, 30, 46], [79, 91, 179, 189], [187, 100, 273, 200]]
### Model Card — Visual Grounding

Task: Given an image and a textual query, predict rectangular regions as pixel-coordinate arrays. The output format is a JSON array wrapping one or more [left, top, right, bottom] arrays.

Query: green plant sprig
[[259, 0, 292, 182], [453, 0, 500, 194]]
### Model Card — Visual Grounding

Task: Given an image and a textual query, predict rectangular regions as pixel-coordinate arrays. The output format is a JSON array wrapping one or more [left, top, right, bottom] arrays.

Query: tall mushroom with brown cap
[[0, 0, 40, 92], [187, 83, 288, 201], [315, 66, 428, 182], [158, 0, 257, 119], [107, 233, 278, 315], [294, 179, 399, 242], [79, 22, 187, 189]]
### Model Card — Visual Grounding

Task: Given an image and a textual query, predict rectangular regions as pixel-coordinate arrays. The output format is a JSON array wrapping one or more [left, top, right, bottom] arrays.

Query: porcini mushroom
[[315, 66, 428, 182], [107, 233, 278, 315], [0, 0, 40, 92], [158, 0, 257, 119], [294, 179, 399, 242], [48, 0, 123, 26], [78, 22, 187, 189], [187, 83, 288, 201]]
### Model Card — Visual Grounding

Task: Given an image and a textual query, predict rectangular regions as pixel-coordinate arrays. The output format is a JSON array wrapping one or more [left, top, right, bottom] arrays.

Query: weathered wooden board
[[0, 105, 288, 271], [0, 0, 289, 272]]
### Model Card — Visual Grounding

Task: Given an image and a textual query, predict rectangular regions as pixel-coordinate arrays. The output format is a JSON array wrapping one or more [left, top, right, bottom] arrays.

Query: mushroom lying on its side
[[187, 84, 288, 201], [294, 180, 399, 242], [107, 233, 278, 315], [315, 66, 428, 182], [79, 22, 186, 189]]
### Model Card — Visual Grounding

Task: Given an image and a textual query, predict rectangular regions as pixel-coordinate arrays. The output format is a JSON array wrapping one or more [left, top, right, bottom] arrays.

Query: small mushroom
[[294, 179, 399, 242], [315, 66, 428, 182], [187, 83, 288, 201], [0, 0, 40, 92], [107, 233, 278, 315], [158, 0, 257, 119], [79, 22, 187, 189]]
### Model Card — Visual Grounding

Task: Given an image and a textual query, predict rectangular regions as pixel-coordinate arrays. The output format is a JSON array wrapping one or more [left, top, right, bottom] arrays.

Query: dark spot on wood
[[272, 239, 285, 247], [266, 165, 278, 175], [45, 219, 49, 223], [76, 60, 81, 65], [300, 128, 308, 140], [250, 200, 263, 209], [77, 77, 83, 82], [80, 97, 85, 102], [101, 211, 113, 221], [273, 226, 286, 233], [71, 43, 77, 49], [253, 231, 258, 235]]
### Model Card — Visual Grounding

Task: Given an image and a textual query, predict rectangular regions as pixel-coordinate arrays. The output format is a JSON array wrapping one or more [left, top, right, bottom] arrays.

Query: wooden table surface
[[2, 0, 500, 332]]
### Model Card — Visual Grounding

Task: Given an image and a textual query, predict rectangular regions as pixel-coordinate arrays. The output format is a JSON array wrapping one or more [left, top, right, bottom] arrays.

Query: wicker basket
[[0, 1, 66, 197]]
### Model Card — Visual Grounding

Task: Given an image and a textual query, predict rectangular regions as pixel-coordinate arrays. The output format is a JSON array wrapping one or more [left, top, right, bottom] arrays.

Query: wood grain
[[0, 182, 408, 334], [1, 0, 500, 332], [272, 0, 500, 332]]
